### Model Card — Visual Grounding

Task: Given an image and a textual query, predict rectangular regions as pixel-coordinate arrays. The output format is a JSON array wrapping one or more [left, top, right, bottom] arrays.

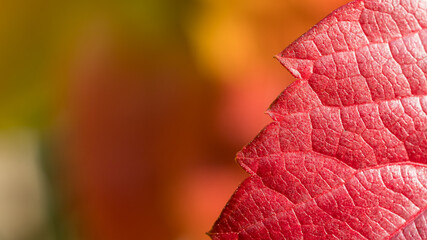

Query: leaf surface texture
[[210, 0, 427, 239]]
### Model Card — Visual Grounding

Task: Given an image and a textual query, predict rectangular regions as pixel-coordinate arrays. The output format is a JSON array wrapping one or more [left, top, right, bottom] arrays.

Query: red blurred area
[[11, 0, 351, 239], [63, 15, 249, 240]]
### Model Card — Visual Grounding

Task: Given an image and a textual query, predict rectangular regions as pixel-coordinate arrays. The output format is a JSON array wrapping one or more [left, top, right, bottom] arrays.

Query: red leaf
[[209, 0, 427, 239]]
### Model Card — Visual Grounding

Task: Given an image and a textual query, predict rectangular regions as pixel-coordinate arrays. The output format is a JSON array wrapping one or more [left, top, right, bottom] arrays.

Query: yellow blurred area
[[0, 0, 349, 240]]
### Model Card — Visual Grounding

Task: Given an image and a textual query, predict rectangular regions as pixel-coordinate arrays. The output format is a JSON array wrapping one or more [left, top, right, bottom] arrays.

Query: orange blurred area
[[0, 0, 349, 239]]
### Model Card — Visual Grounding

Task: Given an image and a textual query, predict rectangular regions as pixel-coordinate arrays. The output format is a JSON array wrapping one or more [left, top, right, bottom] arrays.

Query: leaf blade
[[211, 0, 427, 239]]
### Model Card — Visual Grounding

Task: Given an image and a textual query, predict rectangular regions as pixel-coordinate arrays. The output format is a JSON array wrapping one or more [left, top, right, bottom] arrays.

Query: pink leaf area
[[209, 0, 427, 239]]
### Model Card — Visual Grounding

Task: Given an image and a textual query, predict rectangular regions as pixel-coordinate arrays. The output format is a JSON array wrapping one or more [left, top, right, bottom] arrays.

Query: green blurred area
[[0, 0, 197, 129]]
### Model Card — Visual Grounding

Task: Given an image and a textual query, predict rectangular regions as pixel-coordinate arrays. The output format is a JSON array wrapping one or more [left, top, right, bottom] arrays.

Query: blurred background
[[0, 0, 349, 239]]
